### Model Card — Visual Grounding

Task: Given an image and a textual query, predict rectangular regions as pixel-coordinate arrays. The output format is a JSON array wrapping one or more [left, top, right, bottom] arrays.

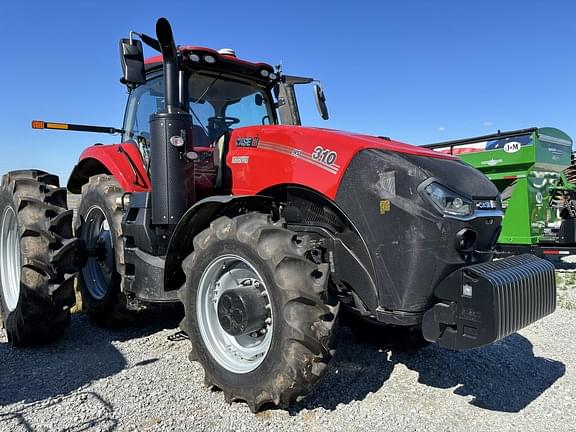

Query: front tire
[[180, 214, 339, 412], [77, 175, 133, 327], [0, 170, 76, 346]]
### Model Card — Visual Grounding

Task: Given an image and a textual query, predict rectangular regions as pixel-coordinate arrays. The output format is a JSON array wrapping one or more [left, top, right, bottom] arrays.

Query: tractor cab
[[120, 43, 326, 200], [122, 55, 277, 199]]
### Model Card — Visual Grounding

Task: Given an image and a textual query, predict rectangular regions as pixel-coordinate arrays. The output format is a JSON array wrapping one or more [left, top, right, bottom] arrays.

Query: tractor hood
[[289, 126, 500, 198], [303, 127, 457, 159], [229, 125, 493, 200], [232, 124, 456, 162]]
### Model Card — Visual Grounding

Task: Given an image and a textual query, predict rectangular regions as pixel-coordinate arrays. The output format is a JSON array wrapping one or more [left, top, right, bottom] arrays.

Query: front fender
[[67, 143, 150, 193], [164, 195, 275, 291]]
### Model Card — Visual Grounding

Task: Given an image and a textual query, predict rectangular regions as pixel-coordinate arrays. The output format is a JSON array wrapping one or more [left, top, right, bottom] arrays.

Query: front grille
[[464, 254, 556, 340]]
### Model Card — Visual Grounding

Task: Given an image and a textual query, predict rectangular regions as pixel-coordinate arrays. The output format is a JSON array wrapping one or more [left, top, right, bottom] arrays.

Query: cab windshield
[[123, 72, 275, 147], [187, 72, 274, 142]]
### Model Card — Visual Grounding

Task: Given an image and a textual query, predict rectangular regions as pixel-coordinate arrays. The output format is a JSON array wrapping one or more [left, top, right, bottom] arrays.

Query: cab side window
[[123, 76, 164, 157]]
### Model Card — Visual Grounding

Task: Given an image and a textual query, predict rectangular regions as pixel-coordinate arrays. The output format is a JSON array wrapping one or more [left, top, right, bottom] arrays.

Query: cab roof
[[144, 46, 276, 83]]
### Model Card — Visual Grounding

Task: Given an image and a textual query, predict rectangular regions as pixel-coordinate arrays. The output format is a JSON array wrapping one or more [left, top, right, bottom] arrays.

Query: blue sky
[[0, 1, 574, 181]]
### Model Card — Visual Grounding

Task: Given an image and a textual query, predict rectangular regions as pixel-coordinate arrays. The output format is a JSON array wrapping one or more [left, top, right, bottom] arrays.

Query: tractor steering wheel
[[208, 116, 241, 129], [208, 116, 241, 141]]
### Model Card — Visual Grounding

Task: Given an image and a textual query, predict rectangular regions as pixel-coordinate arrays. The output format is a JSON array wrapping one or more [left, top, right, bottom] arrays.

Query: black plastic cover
[[336, 149, 501, 314], [149, 112, 195, 225], [120, 38, 146, 86]]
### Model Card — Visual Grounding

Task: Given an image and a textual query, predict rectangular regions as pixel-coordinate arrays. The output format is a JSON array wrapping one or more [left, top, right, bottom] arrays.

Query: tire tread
[[0, 169, 76, 346], [180, 213, 338, 412]]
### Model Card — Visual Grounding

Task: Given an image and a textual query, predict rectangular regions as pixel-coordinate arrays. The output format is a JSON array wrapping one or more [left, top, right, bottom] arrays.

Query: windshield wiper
[[193, 76, 220, 104], [189, 107, 208, 136], [189, 75, 220, 136]]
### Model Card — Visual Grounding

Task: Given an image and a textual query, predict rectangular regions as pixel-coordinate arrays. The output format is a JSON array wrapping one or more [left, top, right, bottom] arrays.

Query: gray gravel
[[1, 280, 575, 432]]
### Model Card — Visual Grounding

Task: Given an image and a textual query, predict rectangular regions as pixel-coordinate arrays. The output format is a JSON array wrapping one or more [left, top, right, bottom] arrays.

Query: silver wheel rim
[[81, 206, 115, 300], [0, 207, 21, 312], [197, 254, 273, 374]]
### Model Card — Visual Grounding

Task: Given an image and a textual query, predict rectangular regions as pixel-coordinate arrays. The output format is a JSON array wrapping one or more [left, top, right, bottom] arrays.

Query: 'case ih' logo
[[475, 200, 497, 210], [236, 137, 259, 147]]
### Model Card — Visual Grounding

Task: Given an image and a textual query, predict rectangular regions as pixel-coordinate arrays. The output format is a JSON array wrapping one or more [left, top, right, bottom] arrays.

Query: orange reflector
[[31, 120, 45, 129], [46, 122, 69, 130]]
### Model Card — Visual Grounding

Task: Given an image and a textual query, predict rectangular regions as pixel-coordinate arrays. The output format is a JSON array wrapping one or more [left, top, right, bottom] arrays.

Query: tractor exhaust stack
[[156, 18, 179, 113], [149, 17, 194, 226]]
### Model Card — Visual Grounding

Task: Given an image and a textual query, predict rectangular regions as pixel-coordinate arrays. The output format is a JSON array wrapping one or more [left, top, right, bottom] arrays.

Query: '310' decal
[[312, 146, 338, 166]]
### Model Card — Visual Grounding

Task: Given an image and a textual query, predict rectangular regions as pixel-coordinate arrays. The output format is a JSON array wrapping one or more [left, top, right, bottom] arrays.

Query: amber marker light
[[45, 122, 69, 130]]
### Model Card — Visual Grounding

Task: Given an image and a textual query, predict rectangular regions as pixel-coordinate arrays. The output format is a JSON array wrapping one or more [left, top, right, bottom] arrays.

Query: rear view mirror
[[120, 38, 146, 87], [314, 84, 329, 120]]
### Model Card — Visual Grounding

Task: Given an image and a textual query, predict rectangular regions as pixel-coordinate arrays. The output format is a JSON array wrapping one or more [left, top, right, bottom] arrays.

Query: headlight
[[423, 182, 473, 217]]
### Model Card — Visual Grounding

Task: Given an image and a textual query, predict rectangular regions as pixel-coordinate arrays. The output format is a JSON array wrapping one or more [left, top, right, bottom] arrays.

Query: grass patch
[[555, 272, 576, 310]]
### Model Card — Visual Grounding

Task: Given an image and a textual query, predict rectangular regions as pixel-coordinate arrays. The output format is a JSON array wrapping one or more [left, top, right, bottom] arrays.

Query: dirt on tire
[[76, 174, 135, 327], [0, 169, 76, 346], [179, 213, 339, 412]]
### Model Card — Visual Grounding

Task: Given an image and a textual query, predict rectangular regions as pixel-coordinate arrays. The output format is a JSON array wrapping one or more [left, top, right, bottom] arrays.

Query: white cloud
[[483, 121, 493, 127], [438, 126, 446, 131]]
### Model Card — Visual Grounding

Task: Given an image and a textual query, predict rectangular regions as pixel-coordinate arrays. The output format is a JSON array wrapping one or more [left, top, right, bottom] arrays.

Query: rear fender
[[67, 143, 150, 193]]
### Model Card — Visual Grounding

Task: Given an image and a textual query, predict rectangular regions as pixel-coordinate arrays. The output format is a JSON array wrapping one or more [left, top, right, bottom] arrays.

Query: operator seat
[[213, 132, 230, 191]]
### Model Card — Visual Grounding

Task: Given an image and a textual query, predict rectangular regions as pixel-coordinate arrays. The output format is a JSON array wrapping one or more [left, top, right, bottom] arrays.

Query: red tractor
[[0, 18, 557, 411]]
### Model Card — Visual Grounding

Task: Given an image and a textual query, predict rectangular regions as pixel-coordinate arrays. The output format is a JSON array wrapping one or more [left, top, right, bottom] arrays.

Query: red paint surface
[[228, 125, 455, 200], [542, 250, 570, 255], [76, 126, 454, 202], [77, 143, 150, 192], [144, 46, 273, 71], [432, 143, 487, 156]]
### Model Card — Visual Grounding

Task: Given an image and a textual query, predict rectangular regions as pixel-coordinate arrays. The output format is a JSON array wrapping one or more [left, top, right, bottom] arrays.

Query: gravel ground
[[1, 277, 575, 432]]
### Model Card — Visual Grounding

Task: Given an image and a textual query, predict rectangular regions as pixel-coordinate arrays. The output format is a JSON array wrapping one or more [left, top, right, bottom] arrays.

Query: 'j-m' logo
[[503, 141, 521, 153]]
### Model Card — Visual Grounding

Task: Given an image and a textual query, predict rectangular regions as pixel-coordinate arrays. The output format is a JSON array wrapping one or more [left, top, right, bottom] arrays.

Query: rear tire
[[0, 170, 76, 346], [180, 214, 339, 412], [77, 175, 134, 327]]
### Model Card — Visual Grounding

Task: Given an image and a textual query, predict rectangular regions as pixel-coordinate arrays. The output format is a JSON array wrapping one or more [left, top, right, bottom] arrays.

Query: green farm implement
[[425, 127, 576, 258]]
